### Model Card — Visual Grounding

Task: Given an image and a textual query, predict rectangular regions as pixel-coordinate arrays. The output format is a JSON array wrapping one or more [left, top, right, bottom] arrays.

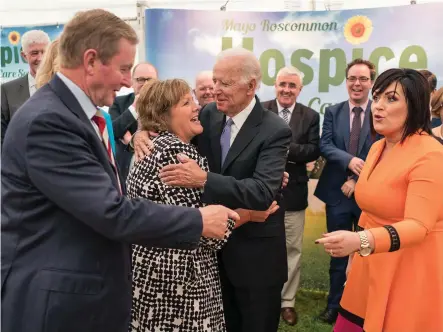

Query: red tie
[[92, 112, 122, 193]]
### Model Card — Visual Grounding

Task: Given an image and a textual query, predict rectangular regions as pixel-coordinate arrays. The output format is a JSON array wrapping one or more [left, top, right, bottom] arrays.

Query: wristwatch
[[357, 231, 372, 257]]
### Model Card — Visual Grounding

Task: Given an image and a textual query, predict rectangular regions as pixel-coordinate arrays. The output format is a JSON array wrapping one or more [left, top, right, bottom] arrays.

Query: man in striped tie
[[262, 66, 320, 326]]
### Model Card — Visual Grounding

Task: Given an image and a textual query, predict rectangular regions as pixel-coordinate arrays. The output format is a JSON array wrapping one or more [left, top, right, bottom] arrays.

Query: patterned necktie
[[281, 108, 290, 124], [92, 111, 122, 193], [349, 107, 363, 156], [220, 118, 234, 167]]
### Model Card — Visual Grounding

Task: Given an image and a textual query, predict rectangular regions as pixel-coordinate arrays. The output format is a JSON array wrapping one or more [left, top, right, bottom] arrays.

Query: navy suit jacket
[[314, 100, 374, 206], [195, 97, 292, 287], [1, 75, 202, 332]]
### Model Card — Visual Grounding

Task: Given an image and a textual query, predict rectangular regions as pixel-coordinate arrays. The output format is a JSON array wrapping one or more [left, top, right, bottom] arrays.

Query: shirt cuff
[[128, 105, 138, 120]]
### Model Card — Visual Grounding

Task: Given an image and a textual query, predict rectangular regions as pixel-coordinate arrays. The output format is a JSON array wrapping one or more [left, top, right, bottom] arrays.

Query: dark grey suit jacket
[[195, 97, 292, 287], [108, 93, 138, 183], [1, 75, 202, 332], [262, 99, 320, 211], [1, 74, 30, 147]]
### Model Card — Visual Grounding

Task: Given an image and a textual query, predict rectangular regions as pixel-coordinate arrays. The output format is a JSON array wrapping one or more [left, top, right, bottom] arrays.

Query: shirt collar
[[348, 99, 369, 114], [228, 97, 256, 129], [276, 100, 296, 114], [28, 73, 36, 88], [57, 72, 98, 120]]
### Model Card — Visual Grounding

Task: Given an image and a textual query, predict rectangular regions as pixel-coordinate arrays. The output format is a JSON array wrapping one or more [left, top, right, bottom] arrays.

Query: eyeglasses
[[347, 76, 370, 83], [134, 77, 152, 84]]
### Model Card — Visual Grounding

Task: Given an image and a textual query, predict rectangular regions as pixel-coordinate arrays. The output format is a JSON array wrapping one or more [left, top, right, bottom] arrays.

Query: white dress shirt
[[128, 104, 139, 120], [57, 73, 101, 139], [226, 97, 256, 146], [276, 100, 296, 123], [28, 74, 37, 96]]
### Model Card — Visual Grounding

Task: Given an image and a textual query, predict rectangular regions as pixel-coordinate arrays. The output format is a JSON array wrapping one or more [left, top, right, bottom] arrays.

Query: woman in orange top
[[316, 68, 443, 332]]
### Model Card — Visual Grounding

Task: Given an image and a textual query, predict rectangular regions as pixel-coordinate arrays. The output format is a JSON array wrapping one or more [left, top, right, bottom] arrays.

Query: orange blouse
[[341, 133, 443, 332]]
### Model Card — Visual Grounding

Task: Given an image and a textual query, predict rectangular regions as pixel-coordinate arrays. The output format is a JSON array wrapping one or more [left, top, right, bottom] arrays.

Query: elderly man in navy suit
[[1, 9, 238, 332], [314, 59, 377, 324]]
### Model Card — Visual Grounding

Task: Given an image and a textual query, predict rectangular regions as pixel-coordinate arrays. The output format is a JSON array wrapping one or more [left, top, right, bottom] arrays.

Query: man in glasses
[[108, 62, 158, 183], [314, 58, 376, 324]]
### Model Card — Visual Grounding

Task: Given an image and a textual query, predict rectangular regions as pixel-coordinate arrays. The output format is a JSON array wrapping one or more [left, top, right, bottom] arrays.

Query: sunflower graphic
[[344, 16, 373, 45], [8, 31, 20, 45]]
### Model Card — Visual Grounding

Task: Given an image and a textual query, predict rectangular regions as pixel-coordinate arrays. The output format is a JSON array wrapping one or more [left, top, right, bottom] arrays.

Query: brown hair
[[35, 38, 60, 89], [345, 58, 376, 81], [431, 87, 443, 118], [418, 69, 437, 93], [59, 9, 138, 68], [137, 79, 192, 132]]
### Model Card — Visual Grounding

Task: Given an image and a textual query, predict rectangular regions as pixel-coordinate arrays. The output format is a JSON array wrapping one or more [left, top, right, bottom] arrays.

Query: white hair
[[195, 70, 213, 86], [216, 47, 262, 89], [21, 30, 50, 53], [276, 66, 304, 85]]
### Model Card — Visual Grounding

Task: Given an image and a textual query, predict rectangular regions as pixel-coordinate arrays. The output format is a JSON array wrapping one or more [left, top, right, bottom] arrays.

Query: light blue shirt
[[57, 73, 116, 155]]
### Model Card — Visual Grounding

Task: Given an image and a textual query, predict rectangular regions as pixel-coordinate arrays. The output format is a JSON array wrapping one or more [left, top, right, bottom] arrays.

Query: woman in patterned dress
[[126, 79, 277, 332]]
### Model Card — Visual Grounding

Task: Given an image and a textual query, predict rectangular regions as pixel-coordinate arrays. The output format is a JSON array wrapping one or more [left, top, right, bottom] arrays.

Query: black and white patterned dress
[[126, 132, 234, 332]]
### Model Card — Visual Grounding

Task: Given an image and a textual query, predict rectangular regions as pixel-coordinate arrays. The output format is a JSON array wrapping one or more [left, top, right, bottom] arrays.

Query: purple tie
[[349, 107, 363, 156], [221, 118, 234, 167]]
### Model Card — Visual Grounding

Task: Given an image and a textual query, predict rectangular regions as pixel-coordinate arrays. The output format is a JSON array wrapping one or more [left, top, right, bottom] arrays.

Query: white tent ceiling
[[2, 0, 442, 27]]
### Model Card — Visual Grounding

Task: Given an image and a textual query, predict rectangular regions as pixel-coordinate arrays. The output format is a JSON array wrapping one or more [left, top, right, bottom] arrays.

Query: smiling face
[[85, 38, 136, 107], [275, 74, 302, 108], [372, 81, 408, 142], [213, 56, 256, 117], [22, 42, 49, 77], [169, 92, 203, 143], [346, 63, 373, 106]]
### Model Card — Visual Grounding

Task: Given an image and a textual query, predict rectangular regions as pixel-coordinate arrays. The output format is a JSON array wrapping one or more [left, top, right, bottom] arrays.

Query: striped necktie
[[92, 111, 122, 193], [281, 108, 290, 124]]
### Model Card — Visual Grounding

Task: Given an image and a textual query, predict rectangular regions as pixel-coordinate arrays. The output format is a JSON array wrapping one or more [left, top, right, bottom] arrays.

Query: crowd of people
[[1, 8, 442, 332]]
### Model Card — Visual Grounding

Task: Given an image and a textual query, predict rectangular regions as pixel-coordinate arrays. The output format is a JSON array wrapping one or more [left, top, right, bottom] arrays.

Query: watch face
[[360, 247, 372, 256]]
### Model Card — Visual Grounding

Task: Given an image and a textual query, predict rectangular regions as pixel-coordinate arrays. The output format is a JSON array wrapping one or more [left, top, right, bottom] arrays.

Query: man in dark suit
[[134, 48, 292, 332], [314, 58, 377, 324], [108, 62, 158, 182], [1, 29, 50, 147], [262, 66, 320, 326], [1, 10, 238, 332]]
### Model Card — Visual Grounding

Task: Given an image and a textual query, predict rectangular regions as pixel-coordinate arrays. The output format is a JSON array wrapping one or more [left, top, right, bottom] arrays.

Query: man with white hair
[[1, 29, 50, 147], [262, 66, 320, 326], [193, 70, 215, 107], [133, 47, 292, 332]]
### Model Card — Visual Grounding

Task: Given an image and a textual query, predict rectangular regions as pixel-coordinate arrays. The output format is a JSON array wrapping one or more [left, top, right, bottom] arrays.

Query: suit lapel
[[338, 102, 351, 151], [288, 103, 303, 134], [269, 99, 278, 115], [209, 109, 225, 174], [48, 75, 121, 188], [221, 98, 262, 174], [358, 101, 372, 155]]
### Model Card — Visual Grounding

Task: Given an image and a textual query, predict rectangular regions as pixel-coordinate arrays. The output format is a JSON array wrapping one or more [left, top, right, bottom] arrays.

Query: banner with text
[[1, 25, 63, 83], [144, 3, 443, 118]]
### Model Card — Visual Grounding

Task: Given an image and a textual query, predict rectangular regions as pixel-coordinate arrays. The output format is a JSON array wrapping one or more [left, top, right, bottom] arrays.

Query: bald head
[[132, 62, 158, 95], [194, 70, 215, 107]]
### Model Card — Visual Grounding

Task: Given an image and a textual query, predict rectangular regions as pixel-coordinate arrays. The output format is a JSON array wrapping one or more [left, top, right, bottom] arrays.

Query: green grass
[[277, 212, 332, 332]]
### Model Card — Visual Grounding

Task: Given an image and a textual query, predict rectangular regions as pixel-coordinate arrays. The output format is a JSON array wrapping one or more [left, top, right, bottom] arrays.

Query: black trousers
[[219, 262, 283, 332]]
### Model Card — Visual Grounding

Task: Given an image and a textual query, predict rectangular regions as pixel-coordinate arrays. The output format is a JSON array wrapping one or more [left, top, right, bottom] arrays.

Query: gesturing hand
[[199, 205, 240, 239], [315, 231, 360, 257]]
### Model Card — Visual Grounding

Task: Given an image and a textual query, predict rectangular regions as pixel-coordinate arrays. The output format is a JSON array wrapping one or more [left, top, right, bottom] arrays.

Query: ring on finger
[[329, 249, 334, 256]]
